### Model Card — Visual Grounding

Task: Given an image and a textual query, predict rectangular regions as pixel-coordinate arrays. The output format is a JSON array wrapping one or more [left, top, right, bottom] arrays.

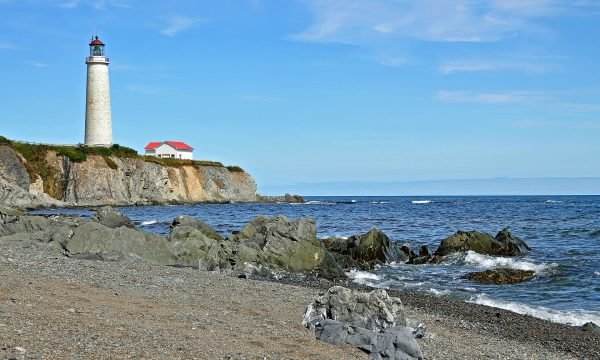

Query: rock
[[434, 228, 531, 257], [66, 221, 177, 265], [171, 215, 345, 278], [0, 213, 84, 255], [170, 215, 223, 241], [0, 205, 25, 218], [283, 193, 304, 203], [464, 268, 535, 284], [302, 286, 406, 332], [315, 320, 423, 360], [91, 206, 136, 229], [168, 217, 223, 269], [581, 322, 600, 333], [323, 229, 406, 270], [303, 286, 422, 360]]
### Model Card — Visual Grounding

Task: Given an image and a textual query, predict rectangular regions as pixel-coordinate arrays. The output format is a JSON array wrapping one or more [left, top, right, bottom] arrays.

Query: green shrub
[[103, 156, 118, 170], [226, 165, 245, 173], [0, 135, 11, 145]]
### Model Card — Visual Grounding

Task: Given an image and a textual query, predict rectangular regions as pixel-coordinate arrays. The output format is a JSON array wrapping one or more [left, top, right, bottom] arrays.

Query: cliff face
[[0, 146, 257, 207]]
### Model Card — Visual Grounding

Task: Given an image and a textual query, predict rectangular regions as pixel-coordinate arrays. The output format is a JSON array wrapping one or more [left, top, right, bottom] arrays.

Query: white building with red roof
[[144, 141, 194, 160]]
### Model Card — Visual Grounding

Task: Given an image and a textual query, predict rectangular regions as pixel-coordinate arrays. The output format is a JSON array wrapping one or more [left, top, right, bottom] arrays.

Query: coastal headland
[[0, 137, 265, 208]]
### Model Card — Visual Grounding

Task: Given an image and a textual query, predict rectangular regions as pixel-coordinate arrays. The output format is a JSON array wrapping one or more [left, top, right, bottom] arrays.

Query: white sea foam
[[544, 200, 562, 203], [371, 201, 390, 204], [412, 200, 432, 204], [305, 200, 336, 205], [427, 288, 451, 297], [595, 271, 600, 277], [470, 294, 600, 326], [140, 220, 158, 226], [464, 251, 557, 273], [346, 269, 382, 285]]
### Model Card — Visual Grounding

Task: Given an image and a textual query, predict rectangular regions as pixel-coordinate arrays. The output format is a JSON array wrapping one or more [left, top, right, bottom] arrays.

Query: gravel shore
[[1, 243, 598, 359]]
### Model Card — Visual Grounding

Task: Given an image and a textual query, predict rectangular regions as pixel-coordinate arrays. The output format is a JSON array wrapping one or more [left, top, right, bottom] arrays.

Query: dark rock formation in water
[[465, 268, 535, 285], [302, 286, 423, 360], [323, 228, 407, 270], [92, 206, 136, 229], [434, 228, 531, 257]]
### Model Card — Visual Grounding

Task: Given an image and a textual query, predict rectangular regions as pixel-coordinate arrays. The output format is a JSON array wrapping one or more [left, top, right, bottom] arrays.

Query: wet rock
[[464, 268, 535, 285], [91, 206, 136, 229], [434, 228, 531, 257], [323, 229, 406, 270], [581, 322, 600, 333], [303, 286, 422, 360], [283, 193, 304, 203]]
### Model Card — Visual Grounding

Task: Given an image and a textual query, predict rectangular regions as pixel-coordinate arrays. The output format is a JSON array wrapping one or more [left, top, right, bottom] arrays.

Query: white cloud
[[294, 0, 599, 44], [439, 60, 548, 74], [59, 0, 79, 8], [28, 61, 48, 68], [161, 16, 204, 37], [0, 41, 16, 49], [437, 90, 544, 104]]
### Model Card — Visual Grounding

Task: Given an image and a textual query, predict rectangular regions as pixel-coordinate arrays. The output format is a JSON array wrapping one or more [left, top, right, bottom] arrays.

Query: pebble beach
[[1, 242, 598, 360]]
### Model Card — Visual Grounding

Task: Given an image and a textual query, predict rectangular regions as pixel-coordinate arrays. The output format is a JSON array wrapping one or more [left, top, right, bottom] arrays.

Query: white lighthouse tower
[[84, 36, 113, 147]]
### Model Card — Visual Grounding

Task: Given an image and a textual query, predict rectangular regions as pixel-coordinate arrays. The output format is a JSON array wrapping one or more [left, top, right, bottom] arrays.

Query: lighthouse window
[[92, 45, 103, 56]]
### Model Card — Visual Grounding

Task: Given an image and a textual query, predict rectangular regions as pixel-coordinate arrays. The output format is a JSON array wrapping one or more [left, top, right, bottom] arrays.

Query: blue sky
[[1, 0, 599, 195]]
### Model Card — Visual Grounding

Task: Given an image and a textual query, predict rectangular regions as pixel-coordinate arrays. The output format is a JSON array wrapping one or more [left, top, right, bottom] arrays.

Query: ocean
[[34, 195, 600, 327]]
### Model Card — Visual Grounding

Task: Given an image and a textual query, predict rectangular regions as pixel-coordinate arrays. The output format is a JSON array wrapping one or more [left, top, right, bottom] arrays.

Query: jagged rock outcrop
[[0, 145, 258, 207], [170, 215, 345, 279], [434, 228, 531, 257], [302, 286, 423, 360], [323, 229, 408, 270], [0, 147, 63, 208], [465, 268, 536, 285]]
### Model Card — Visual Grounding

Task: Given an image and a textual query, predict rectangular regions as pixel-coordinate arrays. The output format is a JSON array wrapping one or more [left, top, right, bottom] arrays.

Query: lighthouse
[[84, 36, 113, 147]]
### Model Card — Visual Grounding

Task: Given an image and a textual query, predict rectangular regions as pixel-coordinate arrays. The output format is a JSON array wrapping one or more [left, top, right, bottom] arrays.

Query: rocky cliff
[[0, 145, 257, 208]]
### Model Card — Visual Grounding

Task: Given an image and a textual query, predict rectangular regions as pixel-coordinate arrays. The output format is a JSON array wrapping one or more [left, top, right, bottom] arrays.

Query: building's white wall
[[178, 150, 193, 160], [85, 62, 113, 147], [147, 143, 193, 159]]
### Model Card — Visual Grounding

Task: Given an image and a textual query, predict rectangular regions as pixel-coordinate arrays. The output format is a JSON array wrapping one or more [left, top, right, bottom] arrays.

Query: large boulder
[[303, 286, 422, 360], [66, 221, 177, 265], [315, 320, 423, 360], [168, 215, 345, 278], [464, 268, 535, 285], [323, 229, 406, 270], [170, 215, 223, 241], [0, 213, 84, 255], [302, 286, 407, 332], [434, 228, 531, 257], [92, 206, 136, 229], [168, 216, 224, 269]]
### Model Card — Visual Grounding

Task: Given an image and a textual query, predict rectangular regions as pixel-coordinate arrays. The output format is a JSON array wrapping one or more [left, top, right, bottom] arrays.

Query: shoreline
[[1, 242, 597, 359]]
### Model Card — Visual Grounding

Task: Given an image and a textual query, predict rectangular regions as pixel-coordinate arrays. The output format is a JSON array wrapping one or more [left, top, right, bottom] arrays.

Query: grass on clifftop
[[0, 136, 244, 174]]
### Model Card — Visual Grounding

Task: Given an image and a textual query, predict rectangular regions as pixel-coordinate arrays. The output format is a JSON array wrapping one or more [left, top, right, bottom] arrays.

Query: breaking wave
[[412, 200, 432, 204], [544, 200, 562, 204], [140, 220, 159, 226], [469, 294, 600, 326], [463, 251, 558, 273]]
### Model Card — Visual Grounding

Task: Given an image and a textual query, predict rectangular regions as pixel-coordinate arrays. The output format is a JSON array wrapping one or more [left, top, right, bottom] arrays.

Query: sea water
[[35, 195, 600, 326]]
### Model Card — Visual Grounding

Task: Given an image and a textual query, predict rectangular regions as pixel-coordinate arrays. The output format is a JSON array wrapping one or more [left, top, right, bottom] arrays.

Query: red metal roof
[[144, 141, 194, 151], [166, 141, 193, 150], [90, 36, 105, 46], [144, 142, 163, 150]]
